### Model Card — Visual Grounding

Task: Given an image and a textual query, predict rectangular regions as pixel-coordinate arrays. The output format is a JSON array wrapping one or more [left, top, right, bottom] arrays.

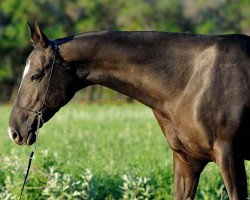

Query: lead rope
[[19, 112, 43, 200], [18, 40, 57, 200]]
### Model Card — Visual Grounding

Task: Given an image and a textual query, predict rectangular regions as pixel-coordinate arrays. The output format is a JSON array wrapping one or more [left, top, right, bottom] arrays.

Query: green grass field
[[0, 103, 249, 199]]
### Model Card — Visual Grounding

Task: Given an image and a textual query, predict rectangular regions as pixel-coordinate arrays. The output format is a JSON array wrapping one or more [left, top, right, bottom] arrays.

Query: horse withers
[[9, 22, 250, 199]]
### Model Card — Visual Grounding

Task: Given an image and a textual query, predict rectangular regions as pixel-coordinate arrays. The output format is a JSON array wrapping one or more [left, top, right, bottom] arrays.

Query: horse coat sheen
[[8, 23, 250, 199]]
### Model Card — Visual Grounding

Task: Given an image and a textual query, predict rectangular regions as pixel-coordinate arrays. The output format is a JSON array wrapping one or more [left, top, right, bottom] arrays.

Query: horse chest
[[153, 109, 212, 160]]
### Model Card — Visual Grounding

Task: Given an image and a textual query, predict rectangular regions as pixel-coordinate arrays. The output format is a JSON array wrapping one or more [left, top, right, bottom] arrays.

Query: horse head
[[9, 22, 79, 145]]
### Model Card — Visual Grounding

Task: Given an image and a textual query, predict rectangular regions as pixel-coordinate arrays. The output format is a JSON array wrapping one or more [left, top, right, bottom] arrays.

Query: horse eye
[[31, 71, 44, 82]]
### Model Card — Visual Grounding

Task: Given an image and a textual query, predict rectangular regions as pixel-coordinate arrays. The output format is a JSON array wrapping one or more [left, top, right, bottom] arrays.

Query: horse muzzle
[[8, 127, 36, 146]]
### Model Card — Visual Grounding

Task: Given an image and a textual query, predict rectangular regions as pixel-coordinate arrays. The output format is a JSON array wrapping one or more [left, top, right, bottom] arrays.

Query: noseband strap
[[12, 105, 41, 115], [16, 39, 58, 200]]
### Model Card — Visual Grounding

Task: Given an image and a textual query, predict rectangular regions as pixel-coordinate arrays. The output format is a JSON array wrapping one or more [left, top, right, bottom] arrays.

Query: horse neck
[[59, 31, 193, 111]]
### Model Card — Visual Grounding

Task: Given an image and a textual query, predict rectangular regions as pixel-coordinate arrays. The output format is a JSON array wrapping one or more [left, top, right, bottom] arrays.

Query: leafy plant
[[42, 167, 94, 200], [0, 185, 15, 200], [120, 174, 154, 200]]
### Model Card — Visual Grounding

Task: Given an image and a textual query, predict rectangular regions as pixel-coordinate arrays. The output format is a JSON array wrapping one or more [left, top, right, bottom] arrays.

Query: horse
[[8, 22, 250, 199]]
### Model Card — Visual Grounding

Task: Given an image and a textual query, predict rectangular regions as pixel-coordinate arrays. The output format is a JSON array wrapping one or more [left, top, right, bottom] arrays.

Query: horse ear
[[27, 21, 50, 48]]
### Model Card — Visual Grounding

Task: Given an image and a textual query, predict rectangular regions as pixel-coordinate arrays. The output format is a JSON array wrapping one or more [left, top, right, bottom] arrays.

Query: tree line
[[0, 0, 249, 103]]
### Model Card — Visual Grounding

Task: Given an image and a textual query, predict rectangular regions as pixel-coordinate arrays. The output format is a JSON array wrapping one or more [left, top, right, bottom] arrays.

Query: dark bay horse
[[9, 22, 250, 199]]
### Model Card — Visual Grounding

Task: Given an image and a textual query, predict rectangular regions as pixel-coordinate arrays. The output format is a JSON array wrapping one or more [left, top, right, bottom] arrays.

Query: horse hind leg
[[173, 151, 208, 200]]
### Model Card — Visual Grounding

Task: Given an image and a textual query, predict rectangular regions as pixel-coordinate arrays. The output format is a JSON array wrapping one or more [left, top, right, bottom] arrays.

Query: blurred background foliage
[[1, 0, 250, 103]]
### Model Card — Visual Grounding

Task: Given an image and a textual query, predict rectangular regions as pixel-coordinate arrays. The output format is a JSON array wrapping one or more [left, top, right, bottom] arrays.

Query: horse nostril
[[11, 130, 20, 141], [12, 131, 18, 140]]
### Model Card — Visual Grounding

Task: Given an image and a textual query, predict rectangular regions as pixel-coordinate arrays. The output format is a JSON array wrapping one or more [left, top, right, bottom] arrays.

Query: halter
[[12, 39, 58, 200]]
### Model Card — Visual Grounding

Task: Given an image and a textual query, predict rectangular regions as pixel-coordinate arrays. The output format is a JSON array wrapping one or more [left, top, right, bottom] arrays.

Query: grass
[[0, 103, 249, 199]]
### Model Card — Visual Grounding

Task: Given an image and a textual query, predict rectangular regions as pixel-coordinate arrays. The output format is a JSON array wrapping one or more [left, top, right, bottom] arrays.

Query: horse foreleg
[[214, 143, 247, 200], [173, 151, 207, 200]]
